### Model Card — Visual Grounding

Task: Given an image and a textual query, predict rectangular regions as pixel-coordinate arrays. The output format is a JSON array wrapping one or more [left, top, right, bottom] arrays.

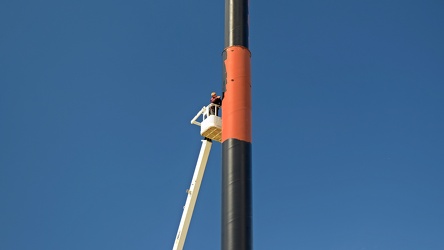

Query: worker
[[209, 92, 222, 115]]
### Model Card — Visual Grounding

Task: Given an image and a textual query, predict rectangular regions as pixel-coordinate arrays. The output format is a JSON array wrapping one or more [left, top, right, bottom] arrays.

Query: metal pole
[[222, 0, 252, 249]]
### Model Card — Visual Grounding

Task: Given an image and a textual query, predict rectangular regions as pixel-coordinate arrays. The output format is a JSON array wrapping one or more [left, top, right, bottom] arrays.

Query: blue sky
[[1, 1, 443, 249]]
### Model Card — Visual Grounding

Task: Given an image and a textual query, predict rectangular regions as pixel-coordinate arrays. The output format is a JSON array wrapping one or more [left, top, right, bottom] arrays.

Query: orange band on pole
[[222, 46, 252, 143]]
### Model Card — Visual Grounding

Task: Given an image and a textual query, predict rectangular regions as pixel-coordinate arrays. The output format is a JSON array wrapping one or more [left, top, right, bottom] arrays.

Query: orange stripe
[[222, 46, 252, 143]]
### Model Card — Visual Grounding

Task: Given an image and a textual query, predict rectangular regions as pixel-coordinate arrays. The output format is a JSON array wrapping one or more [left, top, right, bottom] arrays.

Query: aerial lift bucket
[[191, 104, 222, 142]]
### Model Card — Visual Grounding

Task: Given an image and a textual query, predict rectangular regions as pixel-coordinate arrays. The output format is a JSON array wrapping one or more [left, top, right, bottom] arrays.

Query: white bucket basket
[[191, 104, 222, 142]]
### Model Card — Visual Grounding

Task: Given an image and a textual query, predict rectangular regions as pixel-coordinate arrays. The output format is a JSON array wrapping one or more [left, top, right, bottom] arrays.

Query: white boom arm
[[172, 139, 212, 250]]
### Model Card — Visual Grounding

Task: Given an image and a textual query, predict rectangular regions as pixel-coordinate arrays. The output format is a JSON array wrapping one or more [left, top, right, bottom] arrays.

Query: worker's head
[[211, 92, 217, 97]]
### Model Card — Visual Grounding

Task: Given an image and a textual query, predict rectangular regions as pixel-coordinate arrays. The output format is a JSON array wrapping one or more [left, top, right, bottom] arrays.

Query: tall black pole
[[222, 0, 252, 249]]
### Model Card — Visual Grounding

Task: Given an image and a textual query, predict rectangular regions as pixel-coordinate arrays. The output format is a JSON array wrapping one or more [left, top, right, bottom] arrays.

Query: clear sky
[[1, 1, 443, 249]]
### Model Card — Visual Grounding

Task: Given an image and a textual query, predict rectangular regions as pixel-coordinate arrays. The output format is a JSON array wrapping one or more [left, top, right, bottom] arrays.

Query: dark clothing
[[210, 96, 222, 106], [210, 96, 222, 115]]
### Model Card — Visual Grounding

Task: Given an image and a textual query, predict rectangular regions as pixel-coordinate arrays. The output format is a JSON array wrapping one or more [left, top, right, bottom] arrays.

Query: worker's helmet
[[211, 92, 216, 96]]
